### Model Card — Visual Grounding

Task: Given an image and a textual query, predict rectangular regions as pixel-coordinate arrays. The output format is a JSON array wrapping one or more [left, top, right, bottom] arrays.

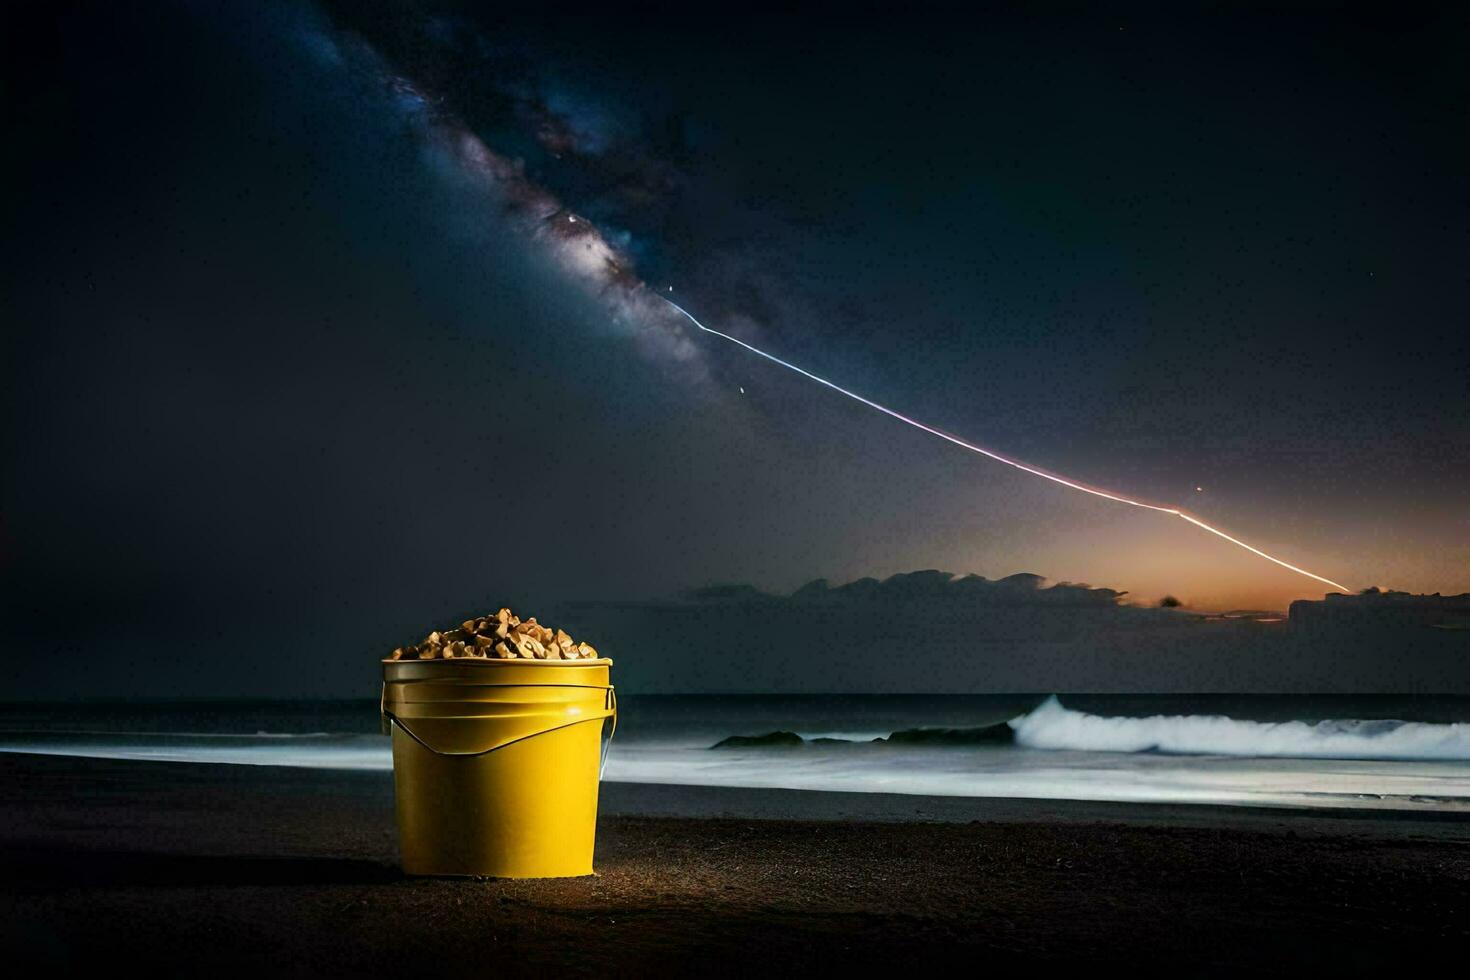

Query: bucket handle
[[382, 683, 618, 763], [600, 686, 618, 779], [380, 682, 615, 731]]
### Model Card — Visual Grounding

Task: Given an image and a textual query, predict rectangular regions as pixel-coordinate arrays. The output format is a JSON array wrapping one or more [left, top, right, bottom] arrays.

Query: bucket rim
[[381, 657, 613, 666]]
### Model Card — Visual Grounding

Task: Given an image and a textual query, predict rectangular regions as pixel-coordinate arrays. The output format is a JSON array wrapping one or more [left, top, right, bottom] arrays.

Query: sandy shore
[[2, 753, 1467, 975]]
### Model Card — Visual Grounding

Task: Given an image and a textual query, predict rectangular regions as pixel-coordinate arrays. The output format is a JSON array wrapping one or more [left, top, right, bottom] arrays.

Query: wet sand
[[2, 753, 1467, 975]]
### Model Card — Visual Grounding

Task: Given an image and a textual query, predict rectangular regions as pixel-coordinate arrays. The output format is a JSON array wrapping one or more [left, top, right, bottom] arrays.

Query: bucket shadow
[[1, 845, 401, 891]]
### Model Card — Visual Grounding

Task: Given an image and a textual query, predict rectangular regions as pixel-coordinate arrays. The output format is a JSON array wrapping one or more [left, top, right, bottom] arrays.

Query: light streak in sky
[[662, 297, 1352, 594]]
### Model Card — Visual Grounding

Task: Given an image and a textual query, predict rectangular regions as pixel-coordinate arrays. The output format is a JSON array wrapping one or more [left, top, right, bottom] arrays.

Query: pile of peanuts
[[388, 608, 600, 661]]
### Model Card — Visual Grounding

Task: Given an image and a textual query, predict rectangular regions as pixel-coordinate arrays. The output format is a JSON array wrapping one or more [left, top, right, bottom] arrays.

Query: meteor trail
[[662, 297, 1352, 594]]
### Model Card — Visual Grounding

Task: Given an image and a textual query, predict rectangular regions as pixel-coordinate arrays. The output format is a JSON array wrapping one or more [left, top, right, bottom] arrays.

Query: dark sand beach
[[3, 753, 1467, 976]]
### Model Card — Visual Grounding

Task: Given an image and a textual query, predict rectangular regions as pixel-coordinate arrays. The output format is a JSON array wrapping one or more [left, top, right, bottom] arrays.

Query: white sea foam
[[600, 742, 1470, 811], [0, 733, 391, 770], [1011, 696, 1470, 761], [4, 701, 1470, 812], [793, 730, 890, 743]]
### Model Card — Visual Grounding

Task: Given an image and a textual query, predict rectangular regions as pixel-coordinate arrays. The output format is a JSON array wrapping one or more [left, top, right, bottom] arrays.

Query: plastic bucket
[[380, 657, 616, 878]]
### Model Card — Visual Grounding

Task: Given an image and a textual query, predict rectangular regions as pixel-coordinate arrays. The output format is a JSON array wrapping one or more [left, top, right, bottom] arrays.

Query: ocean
[[3, 694, 1469, 812]]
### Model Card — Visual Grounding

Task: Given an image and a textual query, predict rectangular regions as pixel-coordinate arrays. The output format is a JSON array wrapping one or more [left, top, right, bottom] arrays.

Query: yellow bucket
[[380, 657, 616, 878]]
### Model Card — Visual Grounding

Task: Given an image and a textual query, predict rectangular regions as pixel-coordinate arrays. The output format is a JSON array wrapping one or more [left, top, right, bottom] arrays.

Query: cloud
[[684, 569, 1129, 607]]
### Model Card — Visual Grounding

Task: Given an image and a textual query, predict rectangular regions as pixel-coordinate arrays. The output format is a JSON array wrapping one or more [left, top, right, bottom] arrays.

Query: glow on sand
[[663, 297, 1352, 594]]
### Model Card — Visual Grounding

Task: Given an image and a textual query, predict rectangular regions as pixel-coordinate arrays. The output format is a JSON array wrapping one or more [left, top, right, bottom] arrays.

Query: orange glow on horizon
[[664, 298, 1354, 596]]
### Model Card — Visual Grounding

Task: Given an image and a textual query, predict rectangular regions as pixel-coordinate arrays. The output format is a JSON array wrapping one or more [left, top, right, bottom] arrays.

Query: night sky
[[3, 2, 1467, 696]]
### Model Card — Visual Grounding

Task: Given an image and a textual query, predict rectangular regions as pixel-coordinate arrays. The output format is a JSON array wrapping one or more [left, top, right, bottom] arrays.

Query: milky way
[[309, 16, 1354, 596]]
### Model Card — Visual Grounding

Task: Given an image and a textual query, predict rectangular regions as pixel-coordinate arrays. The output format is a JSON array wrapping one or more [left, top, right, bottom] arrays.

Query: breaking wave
[[706, 697, 1470, 761], [1011, 696, 1470, 761]]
